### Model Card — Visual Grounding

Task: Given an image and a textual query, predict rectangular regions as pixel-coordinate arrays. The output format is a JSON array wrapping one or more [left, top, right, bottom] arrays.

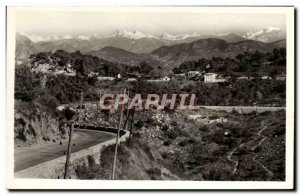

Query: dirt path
[[251, 125, 274, 178], [226, 125, 273, 176], [227, 148, 239, 174]]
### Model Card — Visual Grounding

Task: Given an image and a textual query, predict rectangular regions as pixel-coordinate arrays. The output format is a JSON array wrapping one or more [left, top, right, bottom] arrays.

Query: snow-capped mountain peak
[[111, 30, 157, 39], [160, 32, 177, 40], [160, 32, 202, 40], [77, 35, 90, 40], [263, 26, 281, 33], [243, 26, 285, 42], [24, 34, 73, 42]]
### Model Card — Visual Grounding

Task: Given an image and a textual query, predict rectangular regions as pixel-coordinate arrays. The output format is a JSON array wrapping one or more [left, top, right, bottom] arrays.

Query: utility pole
[[64, 122, 74, 179], [125, 90, 130, 130], [98, 91, 102, 110], [80, 92, 83, 123], [127, 109, 135, 146], [111, 88, 126, 180], [64, 92, 82, 179]]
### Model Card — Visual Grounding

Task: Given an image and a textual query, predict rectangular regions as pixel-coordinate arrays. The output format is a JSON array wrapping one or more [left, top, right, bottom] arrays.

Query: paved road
[[14, 129, 116, 172], [201, 106, 285, 114]]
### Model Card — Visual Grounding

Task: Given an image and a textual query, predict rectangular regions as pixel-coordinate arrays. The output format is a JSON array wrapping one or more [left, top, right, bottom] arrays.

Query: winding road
[[14, 129, 116, 172]]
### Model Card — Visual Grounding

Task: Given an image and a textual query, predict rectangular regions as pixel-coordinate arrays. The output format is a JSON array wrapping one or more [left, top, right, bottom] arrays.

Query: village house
[[148, 76, 171, 82], [262, 75, 271, 80], [88, 72, 99, 77], [204, 73, 217, 82], [162, 76, 170, 81], [204, 73, 227, 83], [186, 71, 201, 78], [276, 75, 286, 81], [126, 78, 137, 82]]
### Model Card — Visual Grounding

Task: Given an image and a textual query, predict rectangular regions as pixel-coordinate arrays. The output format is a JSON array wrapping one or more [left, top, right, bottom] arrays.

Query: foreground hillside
[[14, 100, 68, 147], [76, 109, 285, 181]]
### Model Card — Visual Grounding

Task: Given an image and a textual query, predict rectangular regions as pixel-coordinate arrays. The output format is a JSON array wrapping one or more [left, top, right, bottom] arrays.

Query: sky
[[16, 10, 286, 36]]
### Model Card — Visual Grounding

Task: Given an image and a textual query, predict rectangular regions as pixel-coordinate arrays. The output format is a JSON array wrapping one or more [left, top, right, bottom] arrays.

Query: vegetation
[[75, 108, 285, 181], [173, 48, 286, 78], [129, 78, 285, 106], [29, 50, 160, 77]]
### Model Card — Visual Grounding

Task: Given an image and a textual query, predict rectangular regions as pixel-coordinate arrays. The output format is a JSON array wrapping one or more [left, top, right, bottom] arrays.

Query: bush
[[272, 124, 285, 136], [134, 120, 144, 128], [87, 76, 98, 86], [35, 94, 59, 110], [146, 118, 154, 124], [198, 125, 209, 132], [146, 168, 162, 180], [161, 124, 169, 131], [165, 130, 179, 140], [178, 140, 189, 147]]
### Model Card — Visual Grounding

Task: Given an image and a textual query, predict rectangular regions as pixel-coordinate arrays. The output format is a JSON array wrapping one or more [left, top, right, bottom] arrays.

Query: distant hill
[[218, 33, 247, 43], [32, 36, 171, 55], [87, 46, 160, 66], [151, 38, 286, 67], [268, 39, 286, 48], [15, 33, 37, 60]]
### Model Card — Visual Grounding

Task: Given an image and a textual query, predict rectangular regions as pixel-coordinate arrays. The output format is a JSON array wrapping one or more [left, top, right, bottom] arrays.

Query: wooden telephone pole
[[111, 89, 126, 180], [64, 122, 74, 179], [64, 92, 83, 179]]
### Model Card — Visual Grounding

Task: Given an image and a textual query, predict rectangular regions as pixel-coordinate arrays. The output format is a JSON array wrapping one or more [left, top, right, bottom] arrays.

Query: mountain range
[[16, 27, 286, 68], [22, 27, 285, 43]]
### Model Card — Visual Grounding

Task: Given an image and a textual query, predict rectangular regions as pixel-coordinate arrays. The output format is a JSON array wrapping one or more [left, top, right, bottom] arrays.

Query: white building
[[276, 76, 286, 81], [126, 78, 137, 82], [204, 73, 226, 83], [162, 76, 170, 81], [204, 73, 217, 82]]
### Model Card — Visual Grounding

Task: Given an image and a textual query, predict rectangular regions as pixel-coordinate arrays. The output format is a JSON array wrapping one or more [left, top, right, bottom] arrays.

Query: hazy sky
[[16, 11, 286, 36]]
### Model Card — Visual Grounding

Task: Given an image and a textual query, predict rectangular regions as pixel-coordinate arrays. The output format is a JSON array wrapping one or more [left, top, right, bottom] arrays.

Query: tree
[[139, 61, 153, 75], [15, 66, 42, 101]]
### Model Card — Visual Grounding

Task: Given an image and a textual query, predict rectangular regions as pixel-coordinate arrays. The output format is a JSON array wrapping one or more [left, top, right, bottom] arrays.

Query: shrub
[[87, 76, 98, 86], [198, 125, 209, 132], [272, 124, 285, 136], [145, 118, 154, 124], [163, 140, 171, 146], [134, 120, 144, 128], [165, 130, 179, 140], [35, 94, 59, 110], [87, 155, 96, 167], [161, 124, 169, 131], [146, 168, 162, 180]]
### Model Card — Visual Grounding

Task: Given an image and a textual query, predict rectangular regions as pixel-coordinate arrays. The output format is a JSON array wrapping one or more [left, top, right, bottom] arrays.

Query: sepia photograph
[[6, 6, 294, 190]]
